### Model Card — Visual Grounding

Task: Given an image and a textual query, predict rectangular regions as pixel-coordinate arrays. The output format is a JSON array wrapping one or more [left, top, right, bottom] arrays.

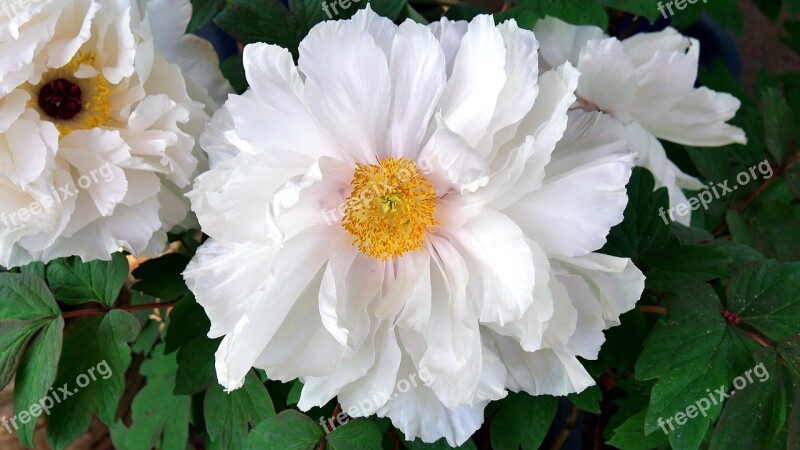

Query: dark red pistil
[[38, 79, 82, 120]]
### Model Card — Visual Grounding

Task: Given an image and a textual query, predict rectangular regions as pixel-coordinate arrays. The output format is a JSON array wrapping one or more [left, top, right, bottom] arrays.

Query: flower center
[[342, 157, 438, 261], [38, 79, 83, 120], [26, 52, 112, 138]]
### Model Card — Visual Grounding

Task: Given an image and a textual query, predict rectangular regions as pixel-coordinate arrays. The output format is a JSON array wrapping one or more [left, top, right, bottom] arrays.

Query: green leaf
[[0, 320, 46, 391], [205, 370, 276, 450], [588, 308, 648, 376], [221, 54, 248, 94], [164, 295, 210, 354], [243, 409, 323, 450], [369, 0, 407, 21], [642, 243, 732, 292], [402, 4, 428, 24], [405, 438, 477, 449], [110, 343, 191, 450], [286, 379, 303, 406], [0, 272, 61, 320], [762, 88, 795, 163], [46, 253, 129, 307], [0, 272, 61, 403], [516, 0, 608, 28], [568, 384, 602, 414], [635, 282, 756, 449], [445, 2, 485, 20], [709, 348, 787, 449], [174, 336, 219, 395], [490, 393, 558, 450], [13, 316, 64, 448], [726, 261, 800, 341], [780, 336, 800, 448], [602, 168, 672, 264], [18, 261, 46, 279], [188, 0, 224, 33], [131, 253, 190, 299], [214, 0, 293, 48], [46, 310, 141, 450], [494, 9, 539, 30], [326, 418, 383, 450], [607, 409, 669, 450], [593, 0, 661, 21]]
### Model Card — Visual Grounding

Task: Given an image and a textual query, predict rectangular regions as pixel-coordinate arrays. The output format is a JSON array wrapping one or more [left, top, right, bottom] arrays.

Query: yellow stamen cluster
[[27, 52, 112, 138], [342, 157, 438, 261]]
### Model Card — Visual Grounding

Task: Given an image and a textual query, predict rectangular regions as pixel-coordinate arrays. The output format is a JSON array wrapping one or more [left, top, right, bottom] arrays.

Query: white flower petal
[[445, 210, 534, 325], [215, 227, 335, 391], [376, 356, 487, 447], [387, 20, 446, 159], [438, 15, 506, 149], [236, 43, 340, 160], [299, 20, 392, 163], [503, 112, 633, 257], [533, 16, 604, 69], [184, 239, 277, 338], [554, 253, 645, 328]]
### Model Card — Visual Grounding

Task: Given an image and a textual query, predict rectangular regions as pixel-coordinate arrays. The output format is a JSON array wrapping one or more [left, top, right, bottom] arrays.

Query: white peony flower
[[0, 0, 228, 267], [185, 8, 645, 445], [534, 17, 747, 225]]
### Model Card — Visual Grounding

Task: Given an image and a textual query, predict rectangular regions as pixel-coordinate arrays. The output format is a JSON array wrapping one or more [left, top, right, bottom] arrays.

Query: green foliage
[[636, 283, 756, 449], [0, 274, 62, 418], [12, 317, 63, 447], [45, 253, 128, 307], [131, 253, 190, 299], [568, 384, 602, 414], [110, 343, 191, 450], [326, 419, 384, 449], [214, 0, 407, 65], [46, 311, 140, 450], [490, 393, 558, 450], [708, 348, 787, 449], [204, 370, 276, 449], [607, 409, 669, 450], [188, 0, 226, 33], [243, 410, 323, 450]]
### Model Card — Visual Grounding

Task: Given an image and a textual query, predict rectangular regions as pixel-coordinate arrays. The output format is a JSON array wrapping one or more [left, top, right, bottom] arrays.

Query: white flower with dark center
[[0, 0, 228, 267], [534, 17, 747, 224], [185, 8, 645, 445]]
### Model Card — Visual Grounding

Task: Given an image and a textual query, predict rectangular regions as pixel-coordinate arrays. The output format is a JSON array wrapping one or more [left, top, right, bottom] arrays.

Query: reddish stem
[[711, 153, 800, 237], [734, 153, 800, 214], [721, 309, 770, 348], [318, 404, 343, 450], [61, 299, 179, 319]]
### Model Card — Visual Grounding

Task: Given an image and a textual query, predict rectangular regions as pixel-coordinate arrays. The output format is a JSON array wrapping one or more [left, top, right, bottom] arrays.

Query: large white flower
[[185, 8, 645, 446], [534, 17, 747, 225], [0, 0, 228, 267]]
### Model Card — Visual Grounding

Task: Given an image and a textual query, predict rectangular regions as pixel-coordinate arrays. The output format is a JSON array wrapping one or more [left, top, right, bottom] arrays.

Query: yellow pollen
[[27, 52, 112, 138], [342, 157, 438, 261]]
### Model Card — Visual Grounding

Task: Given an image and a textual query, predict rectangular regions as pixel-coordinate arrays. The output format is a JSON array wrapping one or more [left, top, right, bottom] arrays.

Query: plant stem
[[61, 299, 179, 319], [638, 305, 668, 315]]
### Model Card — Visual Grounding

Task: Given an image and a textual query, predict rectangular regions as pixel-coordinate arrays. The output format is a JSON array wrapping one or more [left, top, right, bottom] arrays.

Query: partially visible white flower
[[0, 0, 227, 267], [535, 17, 747, 224], [185, 8, 645, 446]]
